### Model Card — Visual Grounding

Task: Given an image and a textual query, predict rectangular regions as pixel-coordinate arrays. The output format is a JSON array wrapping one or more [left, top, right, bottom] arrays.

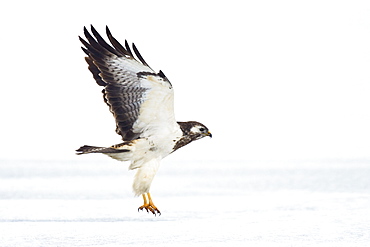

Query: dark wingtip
[[105, 25, 112, 38], [158, 70, 166, 77], [132, 42, 152, 69], [81, 46, 89, 55], [90, 25, 98, 36], [83, 26, 89, 36], [124, 40, 133, 57]]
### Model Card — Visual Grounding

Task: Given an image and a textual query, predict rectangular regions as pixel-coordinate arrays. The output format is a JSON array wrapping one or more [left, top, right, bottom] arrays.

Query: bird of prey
[[76, 25, 211, 216]]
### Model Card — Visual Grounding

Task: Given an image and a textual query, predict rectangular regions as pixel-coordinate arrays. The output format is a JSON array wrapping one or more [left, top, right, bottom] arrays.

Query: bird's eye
[[199, 128, 205, 132]]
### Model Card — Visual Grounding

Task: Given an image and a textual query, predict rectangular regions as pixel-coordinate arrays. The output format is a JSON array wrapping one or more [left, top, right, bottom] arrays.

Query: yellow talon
[[138, 193, 161, 216]]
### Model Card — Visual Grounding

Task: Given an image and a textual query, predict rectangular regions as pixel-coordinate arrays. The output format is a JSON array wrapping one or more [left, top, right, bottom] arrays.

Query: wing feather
[[80, 25, 176, 141], [90, 25, 121, 57], [132, 43, 152, 69], [124, 40, 135, 58], [105, 26, 132, 57]]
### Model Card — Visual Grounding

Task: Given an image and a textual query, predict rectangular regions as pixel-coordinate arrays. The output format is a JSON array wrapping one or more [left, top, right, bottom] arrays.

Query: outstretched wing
[[79, 25, 176, 141]]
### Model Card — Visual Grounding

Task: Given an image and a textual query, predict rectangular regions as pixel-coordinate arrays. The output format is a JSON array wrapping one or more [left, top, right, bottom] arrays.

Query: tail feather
[[76, 145, 129, 155]]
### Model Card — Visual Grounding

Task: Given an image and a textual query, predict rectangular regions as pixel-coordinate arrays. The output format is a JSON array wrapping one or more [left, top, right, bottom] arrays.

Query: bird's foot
[[138, 193, 161, 216], [138, 203, 161, 216]]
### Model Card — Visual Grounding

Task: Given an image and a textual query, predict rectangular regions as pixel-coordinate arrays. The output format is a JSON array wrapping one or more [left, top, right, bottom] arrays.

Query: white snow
[[0, 159, 369, 246]]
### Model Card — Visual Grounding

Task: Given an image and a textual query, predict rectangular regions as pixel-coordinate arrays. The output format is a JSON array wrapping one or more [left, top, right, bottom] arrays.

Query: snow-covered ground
[[0, 159, 369, 246]]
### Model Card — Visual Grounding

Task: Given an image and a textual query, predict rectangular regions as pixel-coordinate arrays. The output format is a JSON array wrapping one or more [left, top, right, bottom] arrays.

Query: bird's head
[[178, 121, 212, 141], [189, 123, 212, 140]]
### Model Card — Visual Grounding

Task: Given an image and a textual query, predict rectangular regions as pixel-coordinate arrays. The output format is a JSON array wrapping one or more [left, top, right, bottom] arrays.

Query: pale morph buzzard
[[76, 26, 211, 215]]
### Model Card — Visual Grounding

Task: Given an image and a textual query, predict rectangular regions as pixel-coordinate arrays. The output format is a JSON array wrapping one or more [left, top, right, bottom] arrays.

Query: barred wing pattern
[[79, 26, 176, 141]]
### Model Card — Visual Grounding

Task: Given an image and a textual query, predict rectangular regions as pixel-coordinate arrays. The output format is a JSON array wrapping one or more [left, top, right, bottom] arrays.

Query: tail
[[76, 145, 130, 155]]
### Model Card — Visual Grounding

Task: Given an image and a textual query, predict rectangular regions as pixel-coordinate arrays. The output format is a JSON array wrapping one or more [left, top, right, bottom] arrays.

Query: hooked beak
[[207, 131, 212, 138]]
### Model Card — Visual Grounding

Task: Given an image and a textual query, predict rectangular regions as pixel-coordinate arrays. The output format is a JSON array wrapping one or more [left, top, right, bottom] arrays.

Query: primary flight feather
[[76, 25, 211, 215]]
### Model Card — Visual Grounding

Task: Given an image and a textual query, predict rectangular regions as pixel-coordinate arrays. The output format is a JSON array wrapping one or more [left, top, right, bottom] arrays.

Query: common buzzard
[[76, 26, 211, 216]]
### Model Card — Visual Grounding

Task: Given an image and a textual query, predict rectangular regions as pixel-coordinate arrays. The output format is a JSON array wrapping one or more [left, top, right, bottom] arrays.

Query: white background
[[1, 1, 370, 246], [1, 0, 370, 162]]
